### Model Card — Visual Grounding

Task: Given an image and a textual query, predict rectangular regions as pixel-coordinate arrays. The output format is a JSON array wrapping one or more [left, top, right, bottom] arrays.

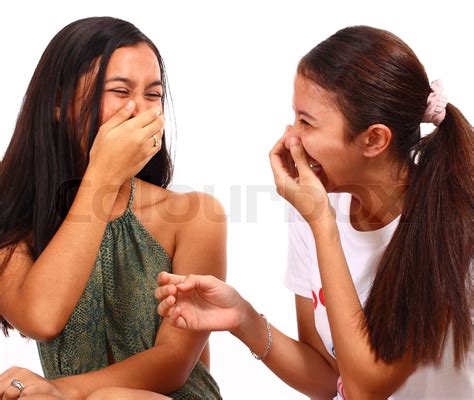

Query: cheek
[[301, 136, 326, 161]]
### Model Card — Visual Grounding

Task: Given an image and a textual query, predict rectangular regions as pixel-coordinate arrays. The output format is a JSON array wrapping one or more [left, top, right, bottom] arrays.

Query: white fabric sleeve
[[284, 206, 313, 299]]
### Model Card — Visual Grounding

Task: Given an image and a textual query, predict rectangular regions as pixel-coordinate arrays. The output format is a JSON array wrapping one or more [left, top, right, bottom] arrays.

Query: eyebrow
[[105, 76, 162, 90]]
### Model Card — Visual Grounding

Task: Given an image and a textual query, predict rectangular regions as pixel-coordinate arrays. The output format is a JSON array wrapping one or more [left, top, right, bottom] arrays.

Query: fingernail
[[156, 107, 162, 116], [125, 101, 135, 110]]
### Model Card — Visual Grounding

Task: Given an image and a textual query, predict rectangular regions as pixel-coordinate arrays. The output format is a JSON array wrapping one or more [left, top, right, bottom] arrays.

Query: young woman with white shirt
[[155, 25, 473, 399]]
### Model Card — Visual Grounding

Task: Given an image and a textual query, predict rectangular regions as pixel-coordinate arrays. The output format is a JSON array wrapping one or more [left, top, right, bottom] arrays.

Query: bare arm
[[156, 275, 339, 399], [231, 294, 338, 399], [309, 219, 415, 398], [52, 192, 227, 398], [0, 104, 163, 340]]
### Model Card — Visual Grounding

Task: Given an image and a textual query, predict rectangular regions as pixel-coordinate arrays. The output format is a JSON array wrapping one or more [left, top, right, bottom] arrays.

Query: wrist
[[230, 300, 259, 342], [84, 164, 125, 189], [309, 211, 338, 237], [231, 302, 273, 361], [53, 378, 83, 400]]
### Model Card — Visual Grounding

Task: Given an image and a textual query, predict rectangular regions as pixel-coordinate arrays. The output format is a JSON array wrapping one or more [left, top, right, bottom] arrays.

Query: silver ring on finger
[[152, 135, 159, 148], [10, 378, 25, 394]]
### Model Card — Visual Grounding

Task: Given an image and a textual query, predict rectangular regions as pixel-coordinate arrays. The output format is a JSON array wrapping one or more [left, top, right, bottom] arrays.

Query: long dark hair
[[0, 17, 174, 334], [298, 26, 472, 366]]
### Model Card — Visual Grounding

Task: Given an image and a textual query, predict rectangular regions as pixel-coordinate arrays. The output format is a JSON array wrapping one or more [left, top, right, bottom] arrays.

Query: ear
[[358, 124, 392, 158]]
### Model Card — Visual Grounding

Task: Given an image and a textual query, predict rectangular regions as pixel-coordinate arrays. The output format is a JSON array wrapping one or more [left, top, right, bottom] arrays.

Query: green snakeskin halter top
[[37, 177, 221, 399]]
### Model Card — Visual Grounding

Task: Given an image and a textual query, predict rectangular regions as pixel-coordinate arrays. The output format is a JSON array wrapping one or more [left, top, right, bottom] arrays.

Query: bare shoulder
[[132, 179, 226, 262], [168, 190, 226, 226], [134, 178, 226, 227]]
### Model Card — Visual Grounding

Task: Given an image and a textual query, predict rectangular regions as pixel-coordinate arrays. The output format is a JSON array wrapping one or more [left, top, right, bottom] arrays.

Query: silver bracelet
[[250, 314, 272, 361]]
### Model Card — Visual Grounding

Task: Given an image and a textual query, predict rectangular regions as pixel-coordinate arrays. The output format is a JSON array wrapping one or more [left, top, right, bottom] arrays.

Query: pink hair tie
[[337, 376, 346, 399], [422, 79, 448, 126]]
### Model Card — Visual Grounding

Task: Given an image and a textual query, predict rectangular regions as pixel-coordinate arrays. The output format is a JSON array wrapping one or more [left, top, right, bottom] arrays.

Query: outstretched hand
[[155, 272, 245, 332]]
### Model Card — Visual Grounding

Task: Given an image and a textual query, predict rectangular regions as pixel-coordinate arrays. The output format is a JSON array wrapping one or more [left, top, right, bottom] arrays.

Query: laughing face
[[71, 42, 163, 152], [287, 74, 367, 192]]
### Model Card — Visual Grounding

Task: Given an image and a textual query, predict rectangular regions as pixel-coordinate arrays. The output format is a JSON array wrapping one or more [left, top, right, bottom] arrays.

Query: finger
[[157, 272, 187, 286], [157, 295, 176, 318], [288, 137, 314, 179], [0, 369, 17, 395], [169, 306, 188, 329], [3, 385, 22, 400], [282, 124, 293, 141], [176, 274, 221, 293], [281, 126, 297, 176], [126, 106, 162, 130], [282, 145, 297, 177], [269, 138, 293, 184], [147, 134, 162, 154], [141, 116, 165, 139], [99, 101, 136, 133], [175, 275, 202, 292], [154, 284, 177, 302]]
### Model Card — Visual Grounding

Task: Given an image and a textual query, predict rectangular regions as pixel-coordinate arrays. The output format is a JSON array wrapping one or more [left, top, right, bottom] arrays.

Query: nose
[[129, 96, 158, 118]]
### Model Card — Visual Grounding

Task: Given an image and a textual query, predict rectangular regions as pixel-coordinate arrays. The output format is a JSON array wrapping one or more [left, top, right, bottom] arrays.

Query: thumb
[[99, 100, 136, 133], [177, 274, 220, 292], [289, 137, 313, 179], [176, 275, 200, 292], [158, 271, 188, 286]]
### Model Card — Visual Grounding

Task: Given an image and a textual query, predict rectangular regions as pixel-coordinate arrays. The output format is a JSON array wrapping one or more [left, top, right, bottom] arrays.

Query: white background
[[0, 1, 472, 399]]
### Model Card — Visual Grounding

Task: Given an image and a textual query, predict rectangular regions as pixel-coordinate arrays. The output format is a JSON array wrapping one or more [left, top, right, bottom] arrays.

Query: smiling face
[[71, 42, 163, 150], [289, 74, 367, 192], [101, 42, 163, 121]]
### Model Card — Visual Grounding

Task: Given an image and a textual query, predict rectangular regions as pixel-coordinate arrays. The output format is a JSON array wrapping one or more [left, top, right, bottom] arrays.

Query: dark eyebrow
[[105, 76, 162, 90]]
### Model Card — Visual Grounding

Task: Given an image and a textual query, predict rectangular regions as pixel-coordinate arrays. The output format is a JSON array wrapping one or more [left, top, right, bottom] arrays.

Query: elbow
[[21, 306, 66, 341], [306, 389, 337, 400], [27, 321, 64, 342], [164, 359, 197, 393], [342, 381, 392, 400], [166, 368, 192, 393]]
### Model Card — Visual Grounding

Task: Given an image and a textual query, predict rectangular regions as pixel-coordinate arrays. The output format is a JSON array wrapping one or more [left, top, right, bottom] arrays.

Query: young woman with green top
[[0, 17, 225, 400]]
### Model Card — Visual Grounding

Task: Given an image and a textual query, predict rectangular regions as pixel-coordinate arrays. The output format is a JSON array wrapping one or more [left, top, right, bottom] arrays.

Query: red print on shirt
[[319, 288, 326, 307], [311, 290, 318, 309]]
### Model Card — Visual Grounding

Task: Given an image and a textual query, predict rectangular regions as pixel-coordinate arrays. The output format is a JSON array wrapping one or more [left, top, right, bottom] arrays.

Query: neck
[[108, 179, 132, 221], [349, 165, 408, 231]]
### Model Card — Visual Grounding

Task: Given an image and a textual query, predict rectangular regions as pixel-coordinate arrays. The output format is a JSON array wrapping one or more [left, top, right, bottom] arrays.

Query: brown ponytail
[[364, 103, 473, 366]]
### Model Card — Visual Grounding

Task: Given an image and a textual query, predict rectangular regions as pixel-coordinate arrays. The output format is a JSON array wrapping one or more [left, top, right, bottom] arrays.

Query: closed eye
[[298, 118, 310, 126], [109, 88, 129, 95]]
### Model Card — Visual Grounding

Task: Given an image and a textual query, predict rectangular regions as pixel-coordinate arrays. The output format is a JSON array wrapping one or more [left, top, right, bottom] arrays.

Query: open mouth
[[308, 158, 323, 176]]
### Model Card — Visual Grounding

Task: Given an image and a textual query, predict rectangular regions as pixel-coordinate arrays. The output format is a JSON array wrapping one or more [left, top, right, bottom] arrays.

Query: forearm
[[53, 343, 200, 399], [310, 219, 413, 397], [232, 301, 337, 399], [18, 167, 120, 337]]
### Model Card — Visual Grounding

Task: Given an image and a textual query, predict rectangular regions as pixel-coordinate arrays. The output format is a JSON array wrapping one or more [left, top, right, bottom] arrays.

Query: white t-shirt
[[284, 192, 474, 399]]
